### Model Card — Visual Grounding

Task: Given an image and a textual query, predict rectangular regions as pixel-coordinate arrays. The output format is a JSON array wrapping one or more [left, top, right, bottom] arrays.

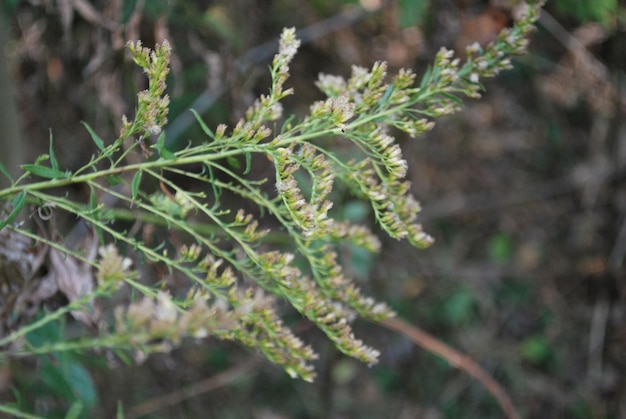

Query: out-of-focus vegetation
[[553, 0, 621, 28]]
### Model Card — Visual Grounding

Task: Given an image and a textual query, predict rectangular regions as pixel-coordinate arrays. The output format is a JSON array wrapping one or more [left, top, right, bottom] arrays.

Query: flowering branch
[[0, 0, 544, 390]]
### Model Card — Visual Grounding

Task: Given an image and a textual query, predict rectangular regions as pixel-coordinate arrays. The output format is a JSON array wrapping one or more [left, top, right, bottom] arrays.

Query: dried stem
[[381, 317, 519, 419]]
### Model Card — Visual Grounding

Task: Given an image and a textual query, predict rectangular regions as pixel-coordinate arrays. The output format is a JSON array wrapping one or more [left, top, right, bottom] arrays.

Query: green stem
[[13, 334, 138, 357], [0, 293, 95, 348], [0, 404, 44, 419]]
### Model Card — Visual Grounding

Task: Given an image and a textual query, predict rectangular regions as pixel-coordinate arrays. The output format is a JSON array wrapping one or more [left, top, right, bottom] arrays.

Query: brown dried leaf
[[0, 228, 47, 278], [48, 239, 98, 325]]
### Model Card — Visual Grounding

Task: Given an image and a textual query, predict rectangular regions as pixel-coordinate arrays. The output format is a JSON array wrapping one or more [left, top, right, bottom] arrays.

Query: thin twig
[[380, 317, 519, 419], [587, 292, 610, 385], [537, 10, 608, 79], [126, 357, 258, 419]]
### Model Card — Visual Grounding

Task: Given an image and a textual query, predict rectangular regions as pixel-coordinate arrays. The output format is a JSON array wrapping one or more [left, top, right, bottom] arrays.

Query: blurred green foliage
[[487, 232, 513, 263], [16, 315, 98, 418], [373, 366, 402, 393], [521, 335, 556, 369], [398, 0, 429, 27], [553, 0, 619, 28], [342, 0, 429, 27], [331, 358, 359, 385], [440, 288, 478, 326]]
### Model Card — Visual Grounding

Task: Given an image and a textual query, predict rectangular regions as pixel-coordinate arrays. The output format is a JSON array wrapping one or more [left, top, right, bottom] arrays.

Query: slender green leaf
[[378, 85, 394, 108], [89, 186, 104, 243], [155, 131, 166, 151], [280, 114, 296, 133], [0, 161, 14, 184], [243, 151, 252, 175], [21, 164, 71, 179], [440, 92, 464, 106], [159, 148, 176, 160], [420, 65, 432, 88], [153, 132, 175, 159], [431, 66, 441, 82], [61, 360, 97, 409], [89, 186, 98, 212], [40, 359, 75, 402], [190, 109, 216, 139], [206, 165, 222, 207], [153, 241, 167, 252], [0, 190, 26, 230], [49, 129, 59, 171], [81, 122, 105, 151], [113, 348, 133, 366], [131, 170, 142, 201]]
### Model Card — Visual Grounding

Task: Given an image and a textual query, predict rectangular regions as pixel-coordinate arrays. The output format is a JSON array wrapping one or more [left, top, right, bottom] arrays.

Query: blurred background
[[1, 0, 625, 417]]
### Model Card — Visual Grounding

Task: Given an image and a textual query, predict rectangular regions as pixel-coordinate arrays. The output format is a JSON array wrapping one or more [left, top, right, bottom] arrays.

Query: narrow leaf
[[190, 109, 215, 139], [420, 65, 432, 89], [81, 122, 105, 151], [89, 187, 98, 212], [280, 114, 296, 133], [243, 152, 252, 175], [0, 161, 14, 184], [155, 131, 166, 151], [440, 92, 464, 106], [378, 85, 394, 108], [160, 148, 176, 160], [48, 129, 59, 170], [89, 186, 104, 243], [160, 149, 176, 160], [154, 132, 175, 159], [131, 170, 142, 201], [0, 190, 26, 230], [21, 164, 71, 179], [206, 165, 221, 207]]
